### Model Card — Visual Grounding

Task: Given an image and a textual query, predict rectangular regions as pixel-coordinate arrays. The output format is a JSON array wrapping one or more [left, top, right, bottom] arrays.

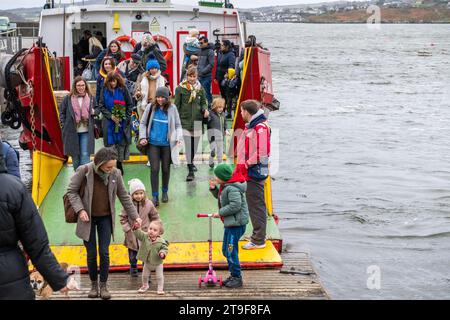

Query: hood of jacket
[[223, 181, 247, 194]]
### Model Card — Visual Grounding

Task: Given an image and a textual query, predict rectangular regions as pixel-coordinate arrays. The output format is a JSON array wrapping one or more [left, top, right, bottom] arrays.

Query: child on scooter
[[209, 163, 249, 288]]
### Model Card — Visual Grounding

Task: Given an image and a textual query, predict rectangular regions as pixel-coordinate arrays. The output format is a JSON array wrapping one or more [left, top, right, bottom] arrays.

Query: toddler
[[207, 97, 229, 169], [133, 220, 169, 294]]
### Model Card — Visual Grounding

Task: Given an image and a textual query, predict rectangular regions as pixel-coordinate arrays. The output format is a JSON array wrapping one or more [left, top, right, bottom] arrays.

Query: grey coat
[[197, 43, 215, 78], [66, 162, 139, 242], [59, 95, 96, 158], [207, 110, 227, 140], [139, 103, 183, 165]]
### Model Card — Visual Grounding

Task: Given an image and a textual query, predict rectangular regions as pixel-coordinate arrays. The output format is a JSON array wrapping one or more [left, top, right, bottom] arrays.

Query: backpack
[[2, 141, 20, 164]]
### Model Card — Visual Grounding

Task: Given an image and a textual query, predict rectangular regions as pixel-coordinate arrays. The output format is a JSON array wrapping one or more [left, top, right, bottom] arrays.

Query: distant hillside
[[308, 7, 450, 23], [0, 11, 27, 22], [2, 0, 105, 22]]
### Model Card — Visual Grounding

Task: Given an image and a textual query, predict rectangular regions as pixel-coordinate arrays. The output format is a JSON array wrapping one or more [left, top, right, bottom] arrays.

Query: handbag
[[82, 62, 94, 81], [63, 166, 88, 223], [136, 106, 153, 155]]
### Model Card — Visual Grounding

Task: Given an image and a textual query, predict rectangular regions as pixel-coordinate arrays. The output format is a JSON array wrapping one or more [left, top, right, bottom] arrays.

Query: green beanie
[[214, 163, 233, 182]]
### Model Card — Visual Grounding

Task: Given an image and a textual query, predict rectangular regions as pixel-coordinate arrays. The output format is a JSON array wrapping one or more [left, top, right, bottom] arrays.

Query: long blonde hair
[[89, 36, 104, 54]]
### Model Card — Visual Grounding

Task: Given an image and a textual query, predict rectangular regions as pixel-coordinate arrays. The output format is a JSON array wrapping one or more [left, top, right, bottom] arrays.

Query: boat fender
[[153, 35, 173, 63], [115, 35, 138, 49]]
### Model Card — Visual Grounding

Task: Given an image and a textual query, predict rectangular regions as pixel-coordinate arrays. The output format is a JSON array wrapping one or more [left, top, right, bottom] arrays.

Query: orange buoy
[[153, 34, 173, 62], [115, 35, 137, 49]]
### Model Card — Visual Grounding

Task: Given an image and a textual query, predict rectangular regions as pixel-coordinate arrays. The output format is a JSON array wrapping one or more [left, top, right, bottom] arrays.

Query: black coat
[[0, 166, 68, 299], [215, 50, 236, 82], [138, 44, 167, 73]]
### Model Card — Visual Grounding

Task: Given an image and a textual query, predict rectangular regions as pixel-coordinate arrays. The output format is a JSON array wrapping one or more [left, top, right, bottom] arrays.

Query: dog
[[30, 262, 72, 299]]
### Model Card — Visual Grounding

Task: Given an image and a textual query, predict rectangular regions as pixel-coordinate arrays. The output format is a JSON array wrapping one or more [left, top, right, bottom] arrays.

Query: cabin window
[[142, 0, 167, 3]]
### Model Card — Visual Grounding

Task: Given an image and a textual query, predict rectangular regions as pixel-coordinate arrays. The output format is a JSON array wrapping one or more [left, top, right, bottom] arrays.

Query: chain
[[28, 81, 37, 152]]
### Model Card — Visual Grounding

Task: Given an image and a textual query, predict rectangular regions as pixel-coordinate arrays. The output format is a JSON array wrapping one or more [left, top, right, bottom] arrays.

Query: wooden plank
[[47, 252, 329, 300]]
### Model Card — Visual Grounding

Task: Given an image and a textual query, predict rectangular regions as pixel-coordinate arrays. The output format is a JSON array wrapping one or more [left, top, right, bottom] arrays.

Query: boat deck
[[36, 122, 282, 269], [50, 252, 329, 300]]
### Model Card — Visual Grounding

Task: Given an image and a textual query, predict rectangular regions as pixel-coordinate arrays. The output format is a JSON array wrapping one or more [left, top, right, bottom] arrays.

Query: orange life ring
[[115, 35, 137, 48], [153, 35, 173, 63]]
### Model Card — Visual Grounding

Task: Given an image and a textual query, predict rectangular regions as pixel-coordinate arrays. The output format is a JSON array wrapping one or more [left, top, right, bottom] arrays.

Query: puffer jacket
[[0, 159, 68, 299], [210, 181, 249, 228]]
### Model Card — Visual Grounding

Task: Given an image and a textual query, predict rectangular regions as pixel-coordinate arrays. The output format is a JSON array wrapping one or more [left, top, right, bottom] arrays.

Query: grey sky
[[1, 0, 341, 10]]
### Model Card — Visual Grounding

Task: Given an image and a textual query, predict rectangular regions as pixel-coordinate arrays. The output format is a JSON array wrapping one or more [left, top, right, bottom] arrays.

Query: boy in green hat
[[209, 163, 249, 288]]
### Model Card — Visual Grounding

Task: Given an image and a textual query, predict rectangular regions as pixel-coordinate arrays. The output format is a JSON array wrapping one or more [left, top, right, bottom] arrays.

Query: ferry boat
[[2, 0, 282, 272]]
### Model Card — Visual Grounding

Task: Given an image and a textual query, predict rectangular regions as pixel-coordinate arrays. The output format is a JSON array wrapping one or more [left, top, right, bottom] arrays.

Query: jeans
[[222, 225, 246, 278], [84, 215, 112, 283], [72, 132, 90, 171], [148, 144, 171, 198], [199, 76, 213, 107], [128, 249, 138, 269]]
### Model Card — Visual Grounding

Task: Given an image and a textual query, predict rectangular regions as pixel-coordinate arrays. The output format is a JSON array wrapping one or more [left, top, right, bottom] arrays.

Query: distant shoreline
[[246, 21, 450, 24]]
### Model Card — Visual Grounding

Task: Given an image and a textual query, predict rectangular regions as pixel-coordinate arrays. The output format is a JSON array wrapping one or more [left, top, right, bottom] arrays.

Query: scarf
[[180, 80, 202, 103], [103, 88, 126, 145], [94, 161, 110, 186], [71, 93, 90, 125], [147, 70, 161, 81]]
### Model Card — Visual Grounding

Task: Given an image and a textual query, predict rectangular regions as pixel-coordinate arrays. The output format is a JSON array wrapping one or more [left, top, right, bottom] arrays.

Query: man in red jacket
[[235, 100, 271, 250]]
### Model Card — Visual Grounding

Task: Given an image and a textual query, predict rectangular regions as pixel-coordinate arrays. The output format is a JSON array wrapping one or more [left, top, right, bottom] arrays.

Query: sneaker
[[222, 275, 234, 286], [241, 241, 266, 250], [152, 197, 159, 207], [225, 276, 243, 288], [209, 162, 215, 169], [146, 161, 151, 167], [192, 165, 198, 172], [157, 290, 165, 295], [138, 285, 149, 293], [161, 192, 169, 203], [130, 268, 138, 277], [210, 150, 216, 158]]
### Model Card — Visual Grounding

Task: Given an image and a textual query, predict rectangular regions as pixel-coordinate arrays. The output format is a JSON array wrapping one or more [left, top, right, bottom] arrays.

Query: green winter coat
[[210, 182, 249, 228], [174, 84, 208, 133], [133, 229, 169, 266]]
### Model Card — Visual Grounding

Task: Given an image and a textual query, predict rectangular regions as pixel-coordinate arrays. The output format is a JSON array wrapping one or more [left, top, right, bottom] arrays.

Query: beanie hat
[[155, 86, 170, 100], [146, 54, 160, 71], [128, 178, 146, 195], [131, 53, 142, 64], [228, 68, 235, 79], [214, 163, 233, 182]]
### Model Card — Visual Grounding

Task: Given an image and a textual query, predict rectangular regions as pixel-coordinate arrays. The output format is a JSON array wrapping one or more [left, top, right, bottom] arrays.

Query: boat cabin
[[39, 0, 244, 92]]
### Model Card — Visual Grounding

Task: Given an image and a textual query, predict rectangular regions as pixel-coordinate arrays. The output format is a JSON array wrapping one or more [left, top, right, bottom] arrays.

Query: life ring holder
[[153, 34, 173, 63], [115, 35, 138, 49]]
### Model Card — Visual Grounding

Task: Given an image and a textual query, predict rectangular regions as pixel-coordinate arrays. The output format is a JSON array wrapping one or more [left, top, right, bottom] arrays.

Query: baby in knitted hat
[[183, 28, 201, 67], [119, 178, 159, 277]]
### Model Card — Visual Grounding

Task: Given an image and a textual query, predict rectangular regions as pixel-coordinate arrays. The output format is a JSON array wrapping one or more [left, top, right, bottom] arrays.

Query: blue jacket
[[1, 142, 20, 179]]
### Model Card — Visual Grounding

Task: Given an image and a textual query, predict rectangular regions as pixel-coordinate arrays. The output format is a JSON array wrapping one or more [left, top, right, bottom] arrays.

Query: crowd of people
[[0, 31, 272, 300]]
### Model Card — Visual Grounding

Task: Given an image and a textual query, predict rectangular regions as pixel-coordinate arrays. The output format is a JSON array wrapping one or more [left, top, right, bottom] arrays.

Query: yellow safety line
[[29, 240, 282, 270]]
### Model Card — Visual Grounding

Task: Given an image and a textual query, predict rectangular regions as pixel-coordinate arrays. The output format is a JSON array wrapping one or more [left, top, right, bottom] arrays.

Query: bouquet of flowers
[[111, 100, 126, 133]]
